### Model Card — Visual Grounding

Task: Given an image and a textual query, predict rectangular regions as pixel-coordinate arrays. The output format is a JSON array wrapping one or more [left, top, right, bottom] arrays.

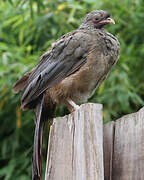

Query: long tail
[[32, 95, 45, 180], [32, 94, 56, 180]]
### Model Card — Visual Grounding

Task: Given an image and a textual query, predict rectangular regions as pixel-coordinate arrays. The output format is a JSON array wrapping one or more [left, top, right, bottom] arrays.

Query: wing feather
[[21, 31, 92, 108]]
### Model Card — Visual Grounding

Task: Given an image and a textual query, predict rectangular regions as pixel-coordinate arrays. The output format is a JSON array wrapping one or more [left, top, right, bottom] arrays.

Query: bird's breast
[[49, 30, 120, 104]]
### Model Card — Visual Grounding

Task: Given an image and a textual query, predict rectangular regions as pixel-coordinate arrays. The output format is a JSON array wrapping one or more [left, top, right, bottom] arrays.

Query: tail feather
[[32, 95, 46, 180], [32, 94, 56, 180], [32, 122, 45, 180]]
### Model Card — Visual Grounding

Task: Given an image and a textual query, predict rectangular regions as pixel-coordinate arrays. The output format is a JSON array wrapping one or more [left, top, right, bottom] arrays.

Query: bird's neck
[[79, 22, 95, 30], [79, 23, 107, 35], [79, 23, 106, 32]]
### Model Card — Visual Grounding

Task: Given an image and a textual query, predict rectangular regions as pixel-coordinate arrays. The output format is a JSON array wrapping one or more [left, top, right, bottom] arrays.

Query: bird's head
[[80, 10, 115, 30]]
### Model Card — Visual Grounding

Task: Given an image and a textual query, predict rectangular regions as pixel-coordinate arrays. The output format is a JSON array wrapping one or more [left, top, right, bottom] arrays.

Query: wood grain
[[112, 107, 144, 180], [45, 103, 104, 180], [45, 103, 144, 180], [103, 122, 114, 180]]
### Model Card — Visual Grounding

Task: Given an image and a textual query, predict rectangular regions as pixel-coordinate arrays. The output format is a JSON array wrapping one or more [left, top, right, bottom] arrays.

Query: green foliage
[[0, 0, 144, 179]]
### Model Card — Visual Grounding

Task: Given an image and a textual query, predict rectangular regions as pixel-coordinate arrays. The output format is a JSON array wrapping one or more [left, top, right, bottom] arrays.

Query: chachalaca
[[13, 10, 120, 180]]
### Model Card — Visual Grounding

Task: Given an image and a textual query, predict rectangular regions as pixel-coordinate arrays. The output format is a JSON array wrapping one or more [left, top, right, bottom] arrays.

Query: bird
[[13, 10, 120, 180]]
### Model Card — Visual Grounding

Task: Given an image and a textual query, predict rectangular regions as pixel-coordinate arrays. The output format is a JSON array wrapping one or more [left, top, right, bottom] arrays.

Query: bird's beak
[[105, 18, 115, 24], [97, 17, 115, 26]]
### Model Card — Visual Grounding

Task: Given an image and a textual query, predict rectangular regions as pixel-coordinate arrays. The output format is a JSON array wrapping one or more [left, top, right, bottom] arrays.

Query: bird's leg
[[66, 99, 80, 113]]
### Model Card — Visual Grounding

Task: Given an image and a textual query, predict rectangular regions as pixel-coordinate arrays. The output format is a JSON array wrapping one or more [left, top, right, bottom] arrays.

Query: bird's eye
[[95, 17, 99, 21], [92, 16, 100, 24]]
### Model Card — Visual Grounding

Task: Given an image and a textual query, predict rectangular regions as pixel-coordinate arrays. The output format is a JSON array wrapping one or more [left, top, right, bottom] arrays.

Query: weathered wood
[[103, 122, 114, 180], [45, 103, 104, 180], [45, 103, 144, 180], [112, 107, 144, 180]]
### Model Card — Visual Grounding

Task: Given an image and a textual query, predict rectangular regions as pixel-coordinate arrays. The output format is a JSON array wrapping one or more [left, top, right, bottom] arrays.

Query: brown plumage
[[13, 10, 120, 180]]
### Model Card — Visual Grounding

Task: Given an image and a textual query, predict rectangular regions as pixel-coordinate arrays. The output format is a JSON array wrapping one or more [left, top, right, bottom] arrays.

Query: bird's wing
[[21, 30, 92, 108], [13, 71, 33, 93]]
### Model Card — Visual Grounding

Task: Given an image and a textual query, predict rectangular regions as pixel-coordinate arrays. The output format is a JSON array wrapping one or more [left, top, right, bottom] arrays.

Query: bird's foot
[[70, 110, 75, 114], [73, 104, 80, 111], [70, 106, 80, 114], [67, 99, 79, 110], [66, 99, 80, 113]]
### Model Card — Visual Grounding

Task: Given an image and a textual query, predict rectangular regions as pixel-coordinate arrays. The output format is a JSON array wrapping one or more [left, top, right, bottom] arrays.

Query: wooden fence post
[[103, 107, 144, 180], [45, 103, 104, 180], [112, 107, 144, 180]]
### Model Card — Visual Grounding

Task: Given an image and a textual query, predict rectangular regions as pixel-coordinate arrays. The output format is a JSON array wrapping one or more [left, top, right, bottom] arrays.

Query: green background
[[0, 0, 144, 179]]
